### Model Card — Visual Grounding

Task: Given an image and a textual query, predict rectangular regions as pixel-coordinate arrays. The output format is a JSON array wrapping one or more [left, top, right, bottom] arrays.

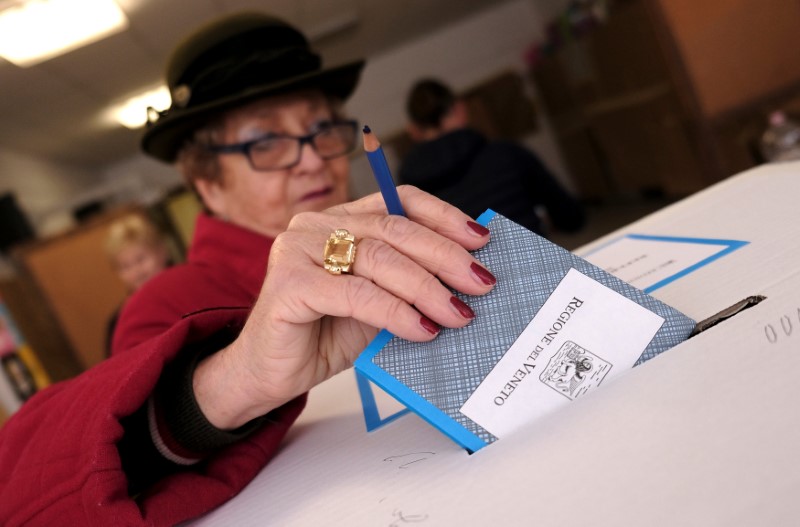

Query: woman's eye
[[311, 119, 335, 132], [252, 138, 280, 152]]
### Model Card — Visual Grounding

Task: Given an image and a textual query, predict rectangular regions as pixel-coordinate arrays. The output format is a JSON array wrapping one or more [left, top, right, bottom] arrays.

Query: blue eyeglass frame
[[204, 119, 359, 171]]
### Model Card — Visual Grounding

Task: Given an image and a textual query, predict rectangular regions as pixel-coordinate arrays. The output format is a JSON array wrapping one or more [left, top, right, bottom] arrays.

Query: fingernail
[[420, 315, 441, 335], [450, 296, 475, 319], [470, 262, 497, 286], [467, 221, 490, 236]]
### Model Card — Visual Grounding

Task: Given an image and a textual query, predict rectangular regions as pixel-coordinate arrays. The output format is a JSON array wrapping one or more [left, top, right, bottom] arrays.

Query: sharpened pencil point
[[362, 124, 380, 152]]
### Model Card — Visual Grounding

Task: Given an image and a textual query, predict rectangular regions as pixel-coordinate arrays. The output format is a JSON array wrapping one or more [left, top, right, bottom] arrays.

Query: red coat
[[0, 215, 306, 526]]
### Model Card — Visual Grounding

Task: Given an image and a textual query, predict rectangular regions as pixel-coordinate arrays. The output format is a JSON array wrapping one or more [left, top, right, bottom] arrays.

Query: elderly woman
[[0, 13, 496, 527]]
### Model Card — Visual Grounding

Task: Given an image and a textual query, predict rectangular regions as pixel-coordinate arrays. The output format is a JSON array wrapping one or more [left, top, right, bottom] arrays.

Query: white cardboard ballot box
[[192, 162, 800, 527]]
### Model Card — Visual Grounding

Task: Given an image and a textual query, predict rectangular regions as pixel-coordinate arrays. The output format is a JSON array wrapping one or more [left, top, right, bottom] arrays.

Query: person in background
[[399, 78, 586, 236], [0, 13, 496, 526], [104, 214, 172, 353]]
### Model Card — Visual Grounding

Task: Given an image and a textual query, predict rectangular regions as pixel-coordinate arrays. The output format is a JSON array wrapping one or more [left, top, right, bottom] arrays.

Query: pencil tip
[[363, 125, 371, 134]]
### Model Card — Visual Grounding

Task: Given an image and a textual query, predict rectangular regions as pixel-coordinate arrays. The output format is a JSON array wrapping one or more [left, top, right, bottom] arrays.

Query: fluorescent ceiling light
[[0, 0, 128, 67], [110, 85, 170, 129]]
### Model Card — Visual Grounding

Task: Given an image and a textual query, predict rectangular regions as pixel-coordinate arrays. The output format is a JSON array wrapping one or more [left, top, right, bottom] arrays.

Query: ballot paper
[[355, 211, 696, 452]]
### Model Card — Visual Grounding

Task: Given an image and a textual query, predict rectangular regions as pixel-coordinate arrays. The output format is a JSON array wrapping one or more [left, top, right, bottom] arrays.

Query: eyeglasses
[[205, 120, 358, 171]]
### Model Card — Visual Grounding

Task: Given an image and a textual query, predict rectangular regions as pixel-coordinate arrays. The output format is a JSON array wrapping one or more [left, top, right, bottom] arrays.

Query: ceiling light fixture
[[110, 85, 170, 129], [0, 0, 128, 67]]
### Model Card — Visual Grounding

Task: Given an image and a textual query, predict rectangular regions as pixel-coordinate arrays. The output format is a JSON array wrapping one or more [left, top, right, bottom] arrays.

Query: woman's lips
[[300, 186, 334, 202]]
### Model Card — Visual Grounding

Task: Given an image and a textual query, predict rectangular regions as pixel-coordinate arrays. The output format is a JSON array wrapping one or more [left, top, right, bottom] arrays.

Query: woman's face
[[115, 242, 169, 292], [195, 92, 351, 238]]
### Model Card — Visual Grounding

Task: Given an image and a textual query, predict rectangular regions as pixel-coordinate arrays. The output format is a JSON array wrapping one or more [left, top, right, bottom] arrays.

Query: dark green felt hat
[[141, 12, 364, 162]]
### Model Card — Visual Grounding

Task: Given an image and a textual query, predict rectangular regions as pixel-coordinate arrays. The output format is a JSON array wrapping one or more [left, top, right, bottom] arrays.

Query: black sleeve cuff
[[119, 328, 268, 494], [154, 330, 268, 455]]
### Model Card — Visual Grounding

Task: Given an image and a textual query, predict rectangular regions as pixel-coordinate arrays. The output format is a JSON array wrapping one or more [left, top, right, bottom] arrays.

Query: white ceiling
[[0, 0, 526, 169]]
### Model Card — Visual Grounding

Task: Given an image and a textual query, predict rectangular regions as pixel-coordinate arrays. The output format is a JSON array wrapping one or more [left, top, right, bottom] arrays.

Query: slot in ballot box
[[192, 162, 800, 526]]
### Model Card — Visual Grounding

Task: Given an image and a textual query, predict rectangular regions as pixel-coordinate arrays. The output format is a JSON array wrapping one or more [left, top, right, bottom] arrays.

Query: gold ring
[[323, 229, 357, 275]]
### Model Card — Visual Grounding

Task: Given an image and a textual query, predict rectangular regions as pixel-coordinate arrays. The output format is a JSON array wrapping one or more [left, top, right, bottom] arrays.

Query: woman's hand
[[193, 186, 496, 429]]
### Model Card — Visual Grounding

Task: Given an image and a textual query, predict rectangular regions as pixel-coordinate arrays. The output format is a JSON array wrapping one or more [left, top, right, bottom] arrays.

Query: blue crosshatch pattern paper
[[355, 211, 697, 451]]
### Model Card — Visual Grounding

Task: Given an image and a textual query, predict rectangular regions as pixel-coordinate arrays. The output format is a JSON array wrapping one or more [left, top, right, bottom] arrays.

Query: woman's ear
[[194, 179, 228, 219]]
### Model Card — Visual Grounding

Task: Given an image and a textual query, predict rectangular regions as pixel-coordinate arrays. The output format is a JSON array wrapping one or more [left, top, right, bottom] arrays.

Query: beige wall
[[0, 148, 96, 235]]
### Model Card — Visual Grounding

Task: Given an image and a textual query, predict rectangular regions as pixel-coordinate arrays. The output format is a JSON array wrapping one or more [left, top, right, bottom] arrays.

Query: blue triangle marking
[[355, 369, 410, 432]]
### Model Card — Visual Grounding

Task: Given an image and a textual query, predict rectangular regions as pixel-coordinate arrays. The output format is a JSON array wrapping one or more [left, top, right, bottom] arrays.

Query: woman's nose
[[293, 141, 326, 172]]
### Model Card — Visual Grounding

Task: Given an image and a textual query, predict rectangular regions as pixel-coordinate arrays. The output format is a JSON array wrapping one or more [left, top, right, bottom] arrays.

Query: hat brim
[[141, 59, 365, 162]]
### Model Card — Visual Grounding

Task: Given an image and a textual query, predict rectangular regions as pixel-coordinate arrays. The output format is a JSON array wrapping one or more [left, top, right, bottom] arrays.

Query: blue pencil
[[362, 125, 406, 216]]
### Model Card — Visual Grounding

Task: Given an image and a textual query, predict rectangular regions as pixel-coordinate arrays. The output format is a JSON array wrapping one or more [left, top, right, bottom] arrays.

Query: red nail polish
[[420, 315, 441, 335], [450, 296, 475, 319], [467, 221, 490, 236], [470, 262, 497, 285]]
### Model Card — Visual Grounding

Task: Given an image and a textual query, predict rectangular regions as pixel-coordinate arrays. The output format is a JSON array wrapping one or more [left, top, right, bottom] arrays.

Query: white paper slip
[[459, 268, 664, 439]]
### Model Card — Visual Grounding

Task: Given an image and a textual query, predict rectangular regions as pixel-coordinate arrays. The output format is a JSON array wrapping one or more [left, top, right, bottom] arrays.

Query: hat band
[[176, 47, 323, 109]]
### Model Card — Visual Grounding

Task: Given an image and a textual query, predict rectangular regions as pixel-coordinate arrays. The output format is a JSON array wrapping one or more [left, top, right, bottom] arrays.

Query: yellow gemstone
[[323, 230, 356, 274]]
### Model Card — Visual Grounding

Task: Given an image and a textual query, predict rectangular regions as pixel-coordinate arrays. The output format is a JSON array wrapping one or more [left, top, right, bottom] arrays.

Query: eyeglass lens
[[249, 123, 356, 170]]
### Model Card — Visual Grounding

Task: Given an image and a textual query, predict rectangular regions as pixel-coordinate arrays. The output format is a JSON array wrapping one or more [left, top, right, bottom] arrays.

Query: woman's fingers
[[348, 238, 476, 329], [288, 210, 495, 297], [263, 235, 445, 341], [326, 186, 491, 252], [304, 272, 443, 342]]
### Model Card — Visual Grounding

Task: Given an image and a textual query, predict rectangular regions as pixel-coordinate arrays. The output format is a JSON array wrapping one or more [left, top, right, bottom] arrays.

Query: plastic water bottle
[[759, 111, 800, 162]]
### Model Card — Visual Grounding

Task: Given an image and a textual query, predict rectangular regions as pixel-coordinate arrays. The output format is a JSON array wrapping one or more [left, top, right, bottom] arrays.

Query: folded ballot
[[355, 210, 696, 452]]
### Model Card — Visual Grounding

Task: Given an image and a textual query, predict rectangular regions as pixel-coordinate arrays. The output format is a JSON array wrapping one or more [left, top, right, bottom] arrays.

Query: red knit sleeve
[[0, 307, 306, 527]]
